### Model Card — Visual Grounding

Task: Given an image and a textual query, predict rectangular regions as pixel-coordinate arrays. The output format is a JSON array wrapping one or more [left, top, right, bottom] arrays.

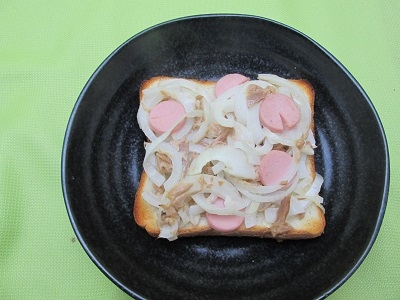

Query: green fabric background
[[0, 1, 399, 299]]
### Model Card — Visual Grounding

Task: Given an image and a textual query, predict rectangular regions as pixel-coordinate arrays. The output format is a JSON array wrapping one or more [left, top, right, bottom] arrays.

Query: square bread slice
[[134, 74, 325, 241]]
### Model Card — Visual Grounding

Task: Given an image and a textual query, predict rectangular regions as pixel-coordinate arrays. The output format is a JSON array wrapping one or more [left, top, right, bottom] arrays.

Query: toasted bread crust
[[134, 75, 325, 240]]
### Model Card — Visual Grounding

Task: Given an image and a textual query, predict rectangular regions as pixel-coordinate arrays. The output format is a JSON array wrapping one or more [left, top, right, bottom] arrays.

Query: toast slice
[[134, 74, 325, 240]]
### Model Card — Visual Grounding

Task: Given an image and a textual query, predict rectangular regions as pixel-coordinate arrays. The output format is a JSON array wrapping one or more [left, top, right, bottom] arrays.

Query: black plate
[[61, 15, 389, 300]]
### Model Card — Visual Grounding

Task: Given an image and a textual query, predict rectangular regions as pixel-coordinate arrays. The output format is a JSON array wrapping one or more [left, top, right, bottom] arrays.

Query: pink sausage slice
[[258, 150, 293, 186], [206, 198, 244, 232], [259, 93, 300, 133], [149, 99, 186, 135], [215, 73, 249, 97]]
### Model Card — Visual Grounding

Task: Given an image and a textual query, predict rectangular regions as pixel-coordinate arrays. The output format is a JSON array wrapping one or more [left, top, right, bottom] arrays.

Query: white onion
[[178, 208, 190, 227], [191, 98, 211, 143], [141, 87, 164, 111], [212, 97, 236, 128], [265, 207, 279, 223], [300, 199, 312, 210], [159, 221, 179, 241], [211, 161, 226, 174], [188, 145, 257, 180], [225, 194, 251, 211], [171, 117, 195, 141], [187, 174, 248, 215], [157, 142, 183, 191], [231, 122, 255, 145], [191, 194, 246, 216], [305, 173, 324, 197], [137, 106, 158, 141], [233, 91, 248, 125], [246, 104, 265, 144], [233, 140, 272, 160], [188, 143, 205, 154], [188, 204, 205, 215], [237, 175, 300, 203], [189, 214, 201, 226], [287, 196, 305, 217], [143, 162, 165, 187], [244, 200, 260, 228], [226, 174, 283, 194], [142, 190, 164, 207]]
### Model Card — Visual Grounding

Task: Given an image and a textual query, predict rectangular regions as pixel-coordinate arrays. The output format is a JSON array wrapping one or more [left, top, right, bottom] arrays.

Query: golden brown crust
[[133, 76, 325, 240]]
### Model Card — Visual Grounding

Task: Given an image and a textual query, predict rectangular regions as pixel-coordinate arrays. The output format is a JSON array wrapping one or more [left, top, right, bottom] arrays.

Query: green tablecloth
[[1, 1, 399, 299]]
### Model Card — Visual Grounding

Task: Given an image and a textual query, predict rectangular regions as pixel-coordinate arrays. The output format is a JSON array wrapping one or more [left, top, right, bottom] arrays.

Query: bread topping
[[149, 99, 186, 135]]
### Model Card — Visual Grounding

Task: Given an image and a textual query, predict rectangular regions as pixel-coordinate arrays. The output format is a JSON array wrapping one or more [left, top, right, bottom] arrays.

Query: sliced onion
[[188, 145, 257, 180], [142, 190, 164, 207], [211, 161, 226, 174], [141, 87, 164, 110], [300, 199, 312, 210], [137, 106, 158, 141], [159, 221, 179, 241], [245, 201, 260, 228], [224, 194, 251, 211], [191, 100, 211, 143], [226, 174, 283, 194], [305, 173, 324, 197], [237, 175, 300, 203], [143, 161, 165, 187], [233, 90, 248, 125], [246, 103, 265, 144], [188, 143, 205, 154], [230, 122, 255, 145], [265, 207, 279, 223], [172, 117, 195, 141], [157, 142, 183, 191], [287, 196, 305, 217], [191, 194, 246, 216], [212, 97, 236, 127], [188, 174, 247, 215], [189, 214, 201, 226], [178, 208, 190, 227], [188, 204, 204, 215], [232, 140, 272, 160], [294, 154, 313, 195]]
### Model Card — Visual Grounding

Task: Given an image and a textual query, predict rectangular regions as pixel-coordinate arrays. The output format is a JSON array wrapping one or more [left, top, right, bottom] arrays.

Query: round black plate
[[61, 15, 389, 300]]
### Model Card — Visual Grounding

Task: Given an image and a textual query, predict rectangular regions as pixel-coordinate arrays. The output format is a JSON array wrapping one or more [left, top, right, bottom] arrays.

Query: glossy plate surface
[[62, 15, 389, 300]]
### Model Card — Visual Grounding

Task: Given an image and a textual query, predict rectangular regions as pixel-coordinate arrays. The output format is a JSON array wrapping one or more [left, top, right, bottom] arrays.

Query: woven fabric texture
[[0, 1, 399, 299]]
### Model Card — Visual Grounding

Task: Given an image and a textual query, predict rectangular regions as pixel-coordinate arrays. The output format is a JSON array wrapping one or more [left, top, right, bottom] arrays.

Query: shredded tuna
[[206, 122, 225, 139], [272, 144, 289, 151], [152, 183, 165, 195], [206, 122, 233, 146], [159, 182, 196, 226], [210, 127, 232, 147], [159, 205, 177, 226], [201, 162, 214, 175], [166, 182, 195, 209], [271, 196, 293, 237], [246, 84, 276, 108], [258, 202, 277, 212], [155, 152, 172, 176], [179, 141, 190, 176]]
